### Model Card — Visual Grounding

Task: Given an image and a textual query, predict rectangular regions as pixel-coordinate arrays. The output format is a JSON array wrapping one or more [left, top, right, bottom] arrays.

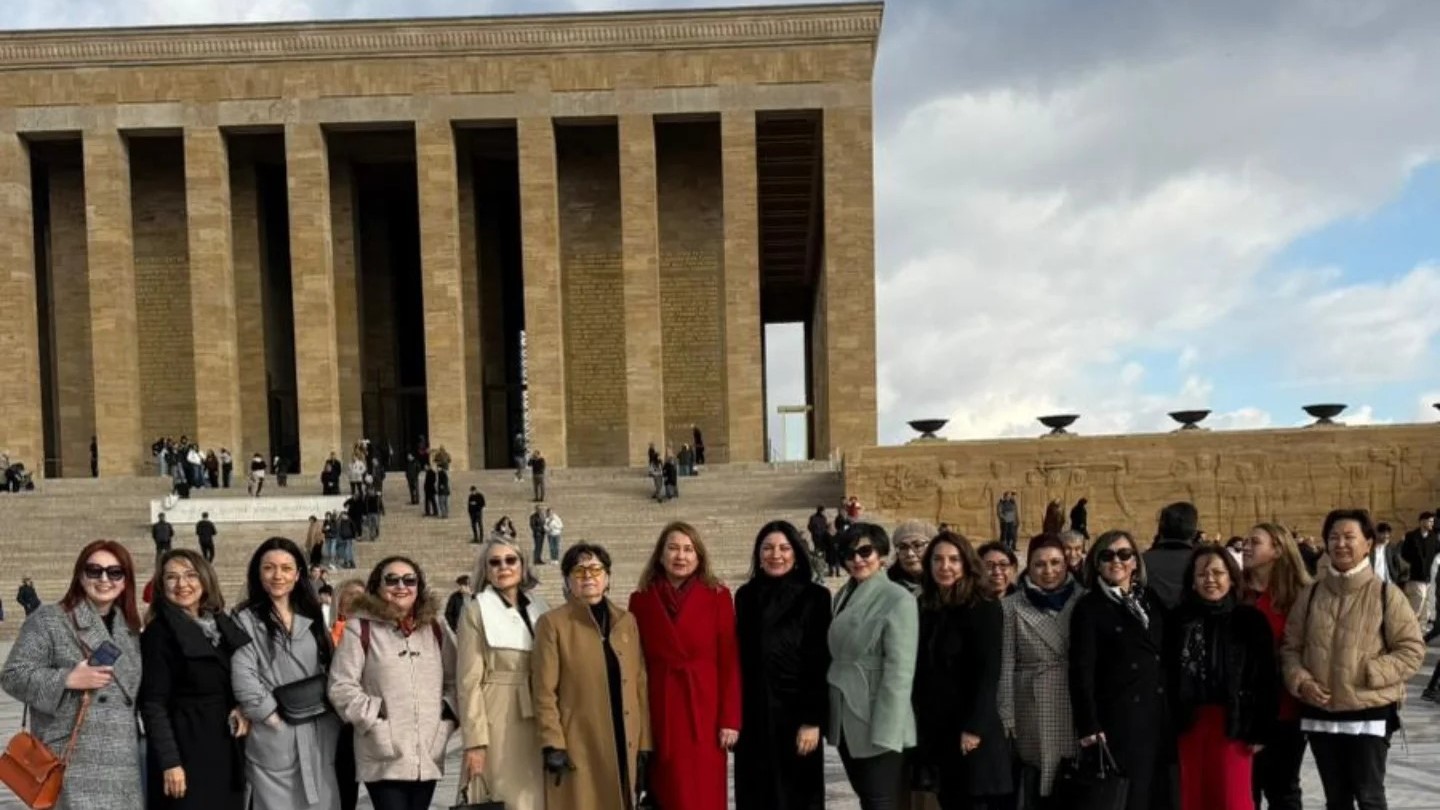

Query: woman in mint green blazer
[[826, 522, 920, 810]]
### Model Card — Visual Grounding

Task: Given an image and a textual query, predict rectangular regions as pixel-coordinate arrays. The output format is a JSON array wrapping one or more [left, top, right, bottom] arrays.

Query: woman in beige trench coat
[[457, 537, 551, 809], [532, 543, 653, 810]]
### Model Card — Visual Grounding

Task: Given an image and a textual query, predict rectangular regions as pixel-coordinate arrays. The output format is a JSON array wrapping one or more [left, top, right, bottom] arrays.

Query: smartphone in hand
[[89, 641, 123, 667]]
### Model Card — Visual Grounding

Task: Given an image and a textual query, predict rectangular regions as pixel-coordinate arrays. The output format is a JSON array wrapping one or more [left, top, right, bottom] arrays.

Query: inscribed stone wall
[[658, 122, 725, 453], [129, 139, 197, 444], [846, 425, 1440, 543], [48, 164, 96, 477], [558, 126, 628, 467]]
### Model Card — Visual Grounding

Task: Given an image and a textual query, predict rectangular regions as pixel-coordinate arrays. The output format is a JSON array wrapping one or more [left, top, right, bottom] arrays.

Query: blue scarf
[[1023, 574, 1077, 613]]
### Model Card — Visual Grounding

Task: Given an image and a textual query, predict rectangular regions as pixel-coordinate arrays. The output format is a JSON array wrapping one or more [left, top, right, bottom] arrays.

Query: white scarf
[[477, 587, 549, 651]]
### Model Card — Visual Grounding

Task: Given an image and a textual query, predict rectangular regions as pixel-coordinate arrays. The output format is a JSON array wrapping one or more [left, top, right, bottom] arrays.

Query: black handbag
[[271, 673, 330, 724], [451, 778, 505, 810], [1053, 741, 1129, 810]]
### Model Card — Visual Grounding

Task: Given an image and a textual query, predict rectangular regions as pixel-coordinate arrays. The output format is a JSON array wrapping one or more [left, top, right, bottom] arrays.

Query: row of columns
[[1, 107, 874, 475]]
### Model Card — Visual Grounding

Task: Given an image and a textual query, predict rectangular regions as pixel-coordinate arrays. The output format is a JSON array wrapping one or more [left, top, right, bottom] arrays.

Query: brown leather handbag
[[0, 697, 91, 810]]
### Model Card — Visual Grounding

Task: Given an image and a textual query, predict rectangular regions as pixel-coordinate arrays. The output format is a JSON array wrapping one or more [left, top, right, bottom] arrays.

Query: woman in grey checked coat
[[231, 537, 342, 810], [1, 540, 146, 810], [998, 535, 1083, 806]]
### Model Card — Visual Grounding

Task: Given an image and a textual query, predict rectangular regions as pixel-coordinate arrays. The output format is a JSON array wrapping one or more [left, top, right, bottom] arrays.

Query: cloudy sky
[[15, 0, 1440, 449]]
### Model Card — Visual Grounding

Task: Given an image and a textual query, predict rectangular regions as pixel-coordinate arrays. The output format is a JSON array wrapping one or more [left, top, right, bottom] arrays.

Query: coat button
[[97, 696, 108, 704], [123, 697, 133, 707]]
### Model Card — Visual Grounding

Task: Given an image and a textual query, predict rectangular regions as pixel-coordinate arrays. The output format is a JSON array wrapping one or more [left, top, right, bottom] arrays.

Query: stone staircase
[[0, 464, 843, 637]]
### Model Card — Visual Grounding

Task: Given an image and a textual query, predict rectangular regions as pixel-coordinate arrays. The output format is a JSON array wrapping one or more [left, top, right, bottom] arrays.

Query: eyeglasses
[[382, 574, 419, 588], [842, 546, 877, 561], [1098, 549, 1136, 564], [895, 541, 927, 554], [83, 565, 126, 583], [983, 561, 1014, 572], [570, 565, 607, 580], [487, 555, 520, 569]]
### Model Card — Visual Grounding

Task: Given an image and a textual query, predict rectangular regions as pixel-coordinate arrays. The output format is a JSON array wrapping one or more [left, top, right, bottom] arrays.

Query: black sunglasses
[[487, 555, 520, 568], [83, 564, 126, 582], [1098, 548, 1136, 564], [842, 545, 877, 562], [382, 574, 419, 588]]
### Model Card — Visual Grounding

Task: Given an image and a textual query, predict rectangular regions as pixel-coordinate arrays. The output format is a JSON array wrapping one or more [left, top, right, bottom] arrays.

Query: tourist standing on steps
[[467, 486, 487, 543], [512, 432, 527, 482], [220, 448, 233, 488], [330, 556, 458, 810], [1283, 509, 1424, 810], [1143, 501, 1201, 609], [692, 425, 706, 466], [529, 506, 548, 565], [405, 453, 421, 505], [629, 522, 742, 810], [444, 575, 472, 633], [140, 549, 252, 810], [423, 463, 438, 517], [153, 512, 175, 557], [649, 456, 665, 502], [544, 508, 564, 564], [437, 466, 452, 519], [827, 523, 919, 810], [90, 435, 98, 478], [457, 537, 550, 810], [662, 453, 679, 501], [999, 534, 1081, 808], [1242, 523, 1313, 810], [1399, 511, 1437, 634], [231, 538, 341, 810], [734, 521, 831, 810], [249, 452, 267, 496], [532, 543, 654, 810], [1, 540, 146, 810], [529, 450, 547, 502], [363, 485, 381, 541], [1069, 530, 1173, 810], [997, 492, 1019, 549], [913, 531, 1011, 810], [348, 457, 366, 498], [196, 512, 218, 563]]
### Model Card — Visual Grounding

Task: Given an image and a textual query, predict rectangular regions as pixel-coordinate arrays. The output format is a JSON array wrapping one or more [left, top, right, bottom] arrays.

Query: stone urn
[[1038, 414, 1079, 436], [907, 419, 949, 441], [1168, 409, 1211, 431], [1303, 403, 1347, 426]]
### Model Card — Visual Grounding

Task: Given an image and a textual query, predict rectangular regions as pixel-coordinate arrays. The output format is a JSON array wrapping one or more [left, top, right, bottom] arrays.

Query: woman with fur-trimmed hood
[[328, 555, 458, 810]]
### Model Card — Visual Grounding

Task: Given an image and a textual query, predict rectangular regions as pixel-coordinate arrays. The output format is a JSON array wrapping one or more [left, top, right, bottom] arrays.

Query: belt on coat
[[830, 659, 882, 719], [482, 670, 534, 719], [658, 659, 708, 742]]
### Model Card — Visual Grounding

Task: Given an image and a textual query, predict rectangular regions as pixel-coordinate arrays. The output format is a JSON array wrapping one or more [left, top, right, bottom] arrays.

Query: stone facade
[[0, 3, 881, 473], [846, 424, 1440, 542]]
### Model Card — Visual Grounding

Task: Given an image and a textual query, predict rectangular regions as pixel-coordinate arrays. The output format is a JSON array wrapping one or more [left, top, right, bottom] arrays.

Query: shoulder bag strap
[[59, 693, 92, 764]]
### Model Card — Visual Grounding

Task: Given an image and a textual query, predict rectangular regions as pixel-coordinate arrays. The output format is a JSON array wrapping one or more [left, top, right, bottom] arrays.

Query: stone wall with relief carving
[[845, 424, 1440, 542]]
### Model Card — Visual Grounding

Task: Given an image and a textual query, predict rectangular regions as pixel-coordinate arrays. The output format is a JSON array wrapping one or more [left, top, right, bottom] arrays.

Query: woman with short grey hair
[[456, 537, 550, 809]]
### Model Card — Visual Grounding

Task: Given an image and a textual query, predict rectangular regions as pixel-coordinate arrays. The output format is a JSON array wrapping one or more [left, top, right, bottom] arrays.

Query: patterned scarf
[[1100, 580, 1150, 629]]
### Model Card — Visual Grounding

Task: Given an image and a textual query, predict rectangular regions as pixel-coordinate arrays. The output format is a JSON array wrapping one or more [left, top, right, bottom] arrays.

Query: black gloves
[[542, 747, 575, 786]]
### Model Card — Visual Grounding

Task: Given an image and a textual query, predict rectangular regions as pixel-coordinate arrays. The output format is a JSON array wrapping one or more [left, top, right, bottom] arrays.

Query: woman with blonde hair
[[1242, 523, 1312, 810], [628, 521, 741, 810], [456, 537, 550, 810]]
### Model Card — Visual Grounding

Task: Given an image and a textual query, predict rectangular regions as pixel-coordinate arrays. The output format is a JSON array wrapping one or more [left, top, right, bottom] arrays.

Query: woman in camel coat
[[456, 538, 551, 809], [533, 543, 653, 810]]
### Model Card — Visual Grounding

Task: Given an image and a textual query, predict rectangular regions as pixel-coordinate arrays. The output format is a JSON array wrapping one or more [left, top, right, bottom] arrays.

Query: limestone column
[[84, 129, 145, 475], [457, 141, 486, 467], [721, 111, 765, 463], [619, 114, 664, 466], [285, 123, 342, 473], [517, 117, 567, 466], [184, 127, 242, 456], [0, 134, 44, 474], [230, 158, 269, 459], [416, 120, 472, 471], [818, 106, 878, 456], [49, 164, 95, 478], [330, 158, 364, 448]]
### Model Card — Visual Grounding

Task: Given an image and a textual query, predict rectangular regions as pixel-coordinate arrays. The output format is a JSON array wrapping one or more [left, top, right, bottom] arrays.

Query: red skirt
[[1179, 705, 1253, 810]]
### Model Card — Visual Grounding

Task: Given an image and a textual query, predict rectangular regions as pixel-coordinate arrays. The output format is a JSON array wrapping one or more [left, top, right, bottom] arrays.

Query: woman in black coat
[[913, 531, 1010, 809], [1068, 529, 1175, 810], [734, 520, 832, 810], [139, 549, 253, 810]]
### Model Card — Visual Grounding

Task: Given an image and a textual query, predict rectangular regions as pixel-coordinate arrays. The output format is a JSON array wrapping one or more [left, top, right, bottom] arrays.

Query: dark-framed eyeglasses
[[83, 564, 126, 582], [1097, 548, 1136, 564], [382, 574, 419, 588]]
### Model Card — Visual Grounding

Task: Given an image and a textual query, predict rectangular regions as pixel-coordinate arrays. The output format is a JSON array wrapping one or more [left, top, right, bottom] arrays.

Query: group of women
[[0, 506, 1428, 810]]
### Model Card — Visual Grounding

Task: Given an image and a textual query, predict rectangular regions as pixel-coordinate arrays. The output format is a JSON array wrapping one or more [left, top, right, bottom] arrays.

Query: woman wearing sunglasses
[[1, 540, 145, 810], [826, 523, 919, 810], [329, 556, 458, 810], [997, 534, 1081, 808], [232, 537, 341, 810], [532, 543, 653, 810], [1068, 529, 1174, 810], [456, 537, 550, 810]]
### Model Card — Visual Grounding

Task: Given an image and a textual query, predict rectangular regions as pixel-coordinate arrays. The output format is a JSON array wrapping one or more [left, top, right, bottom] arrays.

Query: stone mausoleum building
[[0, 2, 880, 475]]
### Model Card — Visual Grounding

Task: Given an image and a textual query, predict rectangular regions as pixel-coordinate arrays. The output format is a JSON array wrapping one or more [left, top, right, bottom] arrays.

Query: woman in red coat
[[629, 520, 742, 810]]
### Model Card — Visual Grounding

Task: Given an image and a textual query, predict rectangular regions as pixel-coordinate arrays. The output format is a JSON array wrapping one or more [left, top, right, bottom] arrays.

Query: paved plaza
[[0, 641, 1435, 809]]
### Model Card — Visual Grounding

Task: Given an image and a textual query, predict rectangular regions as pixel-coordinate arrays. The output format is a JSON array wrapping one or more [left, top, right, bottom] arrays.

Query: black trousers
[[1252, 720, 1305, 810], [424, 491, 437, 516], [365, 780, 436, 810], [1308, 732, 1388, 810], [839, 741, 904, 810], [336, 724, 358, 810], [199, 539, 214, 563], [1425, 655, 1440, 693], [470, 513, 484, 541]]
